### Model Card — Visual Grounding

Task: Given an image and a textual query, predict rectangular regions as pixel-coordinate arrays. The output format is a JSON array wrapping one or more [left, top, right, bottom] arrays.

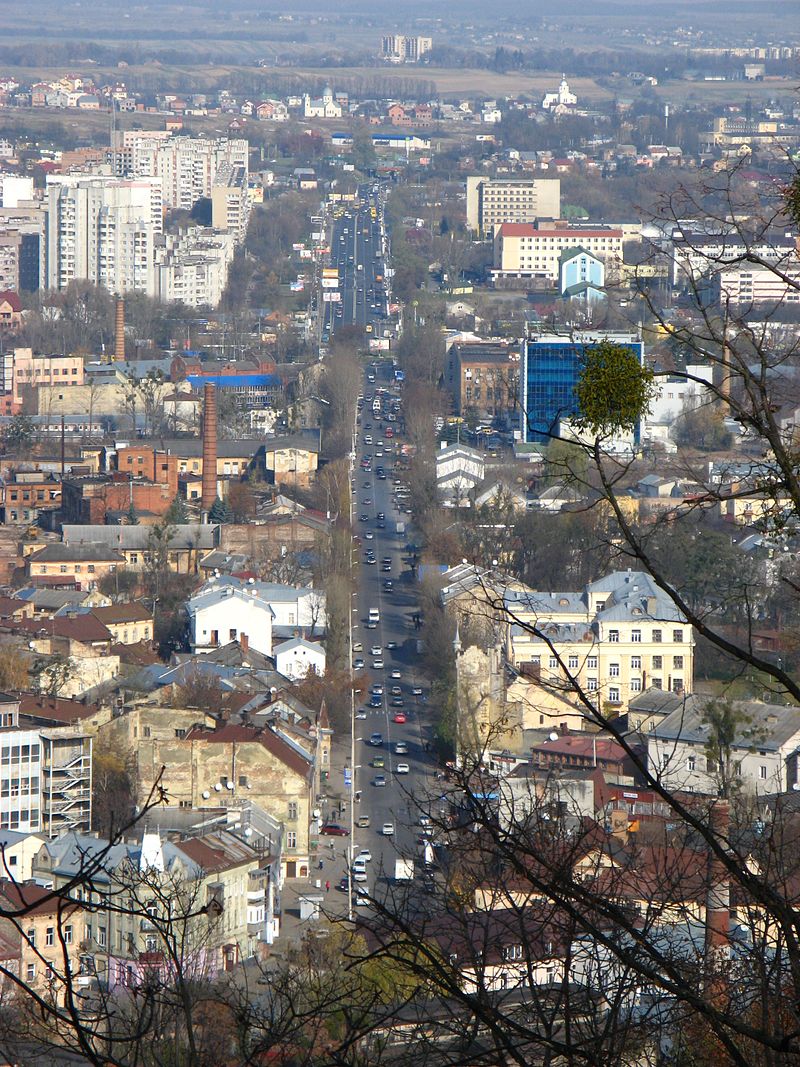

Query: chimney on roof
[[114, 297, 125, 363], [201, 383, 218, 518], [240, 633, 249, 653]]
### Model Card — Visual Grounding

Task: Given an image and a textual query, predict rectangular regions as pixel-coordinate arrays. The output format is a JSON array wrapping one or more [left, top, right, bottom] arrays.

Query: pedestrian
[[325, 880, 330, 893], [318, 859, 324, 870]]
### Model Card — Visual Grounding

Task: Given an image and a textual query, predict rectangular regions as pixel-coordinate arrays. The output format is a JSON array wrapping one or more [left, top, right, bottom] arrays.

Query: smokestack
[[114, 297, 125, 362], [704, 799, 730, 1002], [201, 382, 218, 517]]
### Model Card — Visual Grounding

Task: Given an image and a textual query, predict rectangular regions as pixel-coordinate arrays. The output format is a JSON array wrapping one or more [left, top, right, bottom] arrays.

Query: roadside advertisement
[[323, 292, 341, 302]]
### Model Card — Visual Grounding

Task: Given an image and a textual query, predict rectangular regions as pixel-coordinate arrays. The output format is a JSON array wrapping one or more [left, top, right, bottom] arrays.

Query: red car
[[320, 824, 350, 836], [393, 713, 407, 724]]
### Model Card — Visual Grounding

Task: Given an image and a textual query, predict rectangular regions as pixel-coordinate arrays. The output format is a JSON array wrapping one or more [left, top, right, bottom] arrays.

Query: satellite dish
[[549, 732, 559, 742], [201, 790, 210, 800], [226, 781, 235, 791], [244, 827, 253, 837], [214, 782, 222, 792], [792, 783, 800, 791]]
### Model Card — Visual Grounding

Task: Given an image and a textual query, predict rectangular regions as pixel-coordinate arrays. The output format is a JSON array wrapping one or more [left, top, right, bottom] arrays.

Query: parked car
[[321, 824, 349, 836]]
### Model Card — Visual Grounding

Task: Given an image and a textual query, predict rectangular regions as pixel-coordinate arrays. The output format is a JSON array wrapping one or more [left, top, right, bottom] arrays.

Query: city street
[[323, 184, 389, 340]]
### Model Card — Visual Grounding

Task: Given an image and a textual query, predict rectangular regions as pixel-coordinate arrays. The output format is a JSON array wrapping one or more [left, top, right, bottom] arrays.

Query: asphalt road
[[322, 362, 440, 912], [323, 184, 390, 341]]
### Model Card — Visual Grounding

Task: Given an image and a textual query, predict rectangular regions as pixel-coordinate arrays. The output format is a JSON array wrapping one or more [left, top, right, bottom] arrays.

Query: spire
[[453, 622, 462, 655]]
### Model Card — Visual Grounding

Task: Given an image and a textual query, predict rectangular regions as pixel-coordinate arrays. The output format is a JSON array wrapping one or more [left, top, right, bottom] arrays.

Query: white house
[[646, 697, 800, 796], [191, 576, 326, 645], [542, 77, 577, 111], [274, 638, 326, 681], [187, 584, 275, 657], [435, 443, 486, 502], [642, 364, 715, 445]]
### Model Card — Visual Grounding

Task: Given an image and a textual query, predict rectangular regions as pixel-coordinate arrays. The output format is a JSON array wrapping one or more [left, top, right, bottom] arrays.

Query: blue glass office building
[[521, 333, 644, 443]]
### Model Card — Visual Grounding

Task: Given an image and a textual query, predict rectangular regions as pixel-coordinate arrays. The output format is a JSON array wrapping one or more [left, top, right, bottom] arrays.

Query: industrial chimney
[[201, 382, 218, 517], [114, 297, 125, 362], [704, 798, 731, 1003]]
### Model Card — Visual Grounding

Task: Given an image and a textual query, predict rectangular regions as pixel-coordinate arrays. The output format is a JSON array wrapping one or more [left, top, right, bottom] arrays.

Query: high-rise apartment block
[[466, 176, 561, 235], [381, 34, 433, 63], [211, 163, 251, 244], [111, 131, 249, 212], [45, 175, 163, 296]]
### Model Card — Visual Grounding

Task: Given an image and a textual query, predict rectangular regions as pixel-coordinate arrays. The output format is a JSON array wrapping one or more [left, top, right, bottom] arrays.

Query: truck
[[395, 521, 405, 536], [394, 858, 414, 882]]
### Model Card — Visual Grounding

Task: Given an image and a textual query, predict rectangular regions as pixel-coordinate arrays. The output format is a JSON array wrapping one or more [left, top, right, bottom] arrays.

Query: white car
[[390, 670, 401, 680], [358, 849, 372, 863], [351, 860, 368, 882], [382, 822, 395, 836], [370, 646, 383, 656], [396, 762, 410, 774], [372, 659, 384, 670]]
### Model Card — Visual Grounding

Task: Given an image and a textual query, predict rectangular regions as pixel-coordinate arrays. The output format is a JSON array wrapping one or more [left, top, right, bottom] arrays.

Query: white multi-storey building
[[493, 221, 623, 282], [156, 227, 236, 307], [45, 175, 162, 296], [466, 176, 561, 235], [111, 132, 249, 212]]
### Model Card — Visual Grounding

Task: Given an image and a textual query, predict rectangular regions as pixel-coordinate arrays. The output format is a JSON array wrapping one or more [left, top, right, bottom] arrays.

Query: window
[[26, 963, 35, 982], [64, 925, 73, 944], [503, 944, 523, 961], [631, 656, 641, 670], [673, 629, 683, 643], [673, 656, 684, 669], [587, 655, 598, 670], [288, 801, 298, 820], [175, 729, 186, 739], [46, 927, 54, 947], [608, 687, 620, 703], [631, 678, 642, 693], [652, 656, 662, 670], [652, 677, 662, 690], [568, 655, 579, 670], [229, 628, 237, 641], [26, 927, 35, 948], [548, 656, 558, 669], [98, 927, 106, 947], [286, 831, 297, 849], [609, 663, 620, 678], [143, 726, 151, 739], [687, 756, 696, 772], [608, 629, 619, 643], [652, 629, 662, 643], [759, 765, 767, 780], [587, 678, 598, 692], [631, 629, 641, 643]]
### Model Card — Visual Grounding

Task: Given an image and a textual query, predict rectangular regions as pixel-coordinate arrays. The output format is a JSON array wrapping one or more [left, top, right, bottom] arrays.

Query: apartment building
[[0, 204, 46, 292], [445, 341, 519, 418], [156, 227, 236, 307], [671, 227, 797, 289], [0, 693, 92, 836], [492, 220, 623, 282], [714, 261, 800, 307], [211, 163, 251, 243], [0, 174, 34, 208], [45, 175, 163, 296], [380, 34, 432, 63], [1, 347, 85, 415], [466, 176, 561, 235], [111, 131, 249, 212], [504, 570, 693, 714]]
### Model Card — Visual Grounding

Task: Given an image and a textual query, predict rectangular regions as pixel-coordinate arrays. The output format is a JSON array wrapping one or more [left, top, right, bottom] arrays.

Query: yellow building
[[504, 570, 693, 714]]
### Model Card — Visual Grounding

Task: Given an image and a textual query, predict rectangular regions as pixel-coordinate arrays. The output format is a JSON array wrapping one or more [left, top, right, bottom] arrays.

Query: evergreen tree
[[208, 496, 232, 523], [164, 494, 188, 524], [125, 502, 139, 526]]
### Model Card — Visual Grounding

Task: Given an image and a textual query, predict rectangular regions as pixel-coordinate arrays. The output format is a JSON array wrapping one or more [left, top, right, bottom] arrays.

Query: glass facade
[[523, 337, 643, 443]]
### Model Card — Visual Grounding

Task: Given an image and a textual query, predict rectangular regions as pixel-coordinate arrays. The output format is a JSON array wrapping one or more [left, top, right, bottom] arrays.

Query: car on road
[[356, 709, 367, 719], [390, 669, 402, 679], [352, 860, 368, 882], [357, 815, 371, 828], [364, 531, 375, 540], [383, 580, 393, 591], [370, 646, 383, 656], [396, 762, 410, 775], [369, 694, 382, 707], [353, 658, 365, 670], [372, 774, 387, 787], [361, 497, 373, 506], [391, 698, 405, 709], [371, 684, 384, 695], [393, 712, 407, 724], [390, 686, 402, 696], [353, 642, 363, 653], [359, 513, 368, 523], [372, 756, 385, 768], [411, 686, 423, 696], [382, 822, 395, 836], [386, 641, 398, 650], [369, 732, 383, 746], [365, 621, 378, 629], [358, 849, 372, 863], [337, 876, 349, 892], [395, 741, 408, 754], [372, 659, 384, 669], [353, 886, 371, 906], [321, 824, 349, 836], [381, 563, 391, 572]]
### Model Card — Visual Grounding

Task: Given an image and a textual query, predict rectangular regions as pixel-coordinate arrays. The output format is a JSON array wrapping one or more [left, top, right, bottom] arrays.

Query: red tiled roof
[[0, 879, 79, 918], [12, 615, 113, 644], [18, 692, 103, 723], [0, 291, 21, 313]]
